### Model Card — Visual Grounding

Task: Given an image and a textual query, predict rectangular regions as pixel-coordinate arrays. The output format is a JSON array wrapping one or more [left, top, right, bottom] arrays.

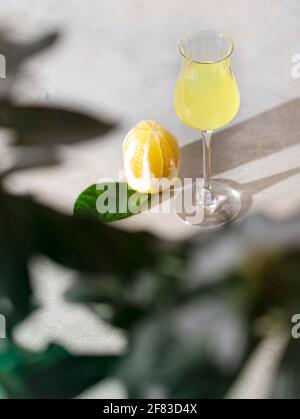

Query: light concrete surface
[[0, 0, 300, 398]]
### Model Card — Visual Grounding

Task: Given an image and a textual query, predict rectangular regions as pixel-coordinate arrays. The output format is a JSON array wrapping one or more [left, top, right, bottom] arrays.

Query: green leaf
[[0, 104, 115, 145], [74, 182, 149, 223], [0, 342, 120, 399]]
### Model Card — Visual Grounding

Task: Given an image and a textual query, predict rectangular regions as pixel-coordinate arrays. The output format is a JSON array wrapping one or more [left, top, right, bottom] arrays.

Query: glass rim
[[179, 30, 234, 64]]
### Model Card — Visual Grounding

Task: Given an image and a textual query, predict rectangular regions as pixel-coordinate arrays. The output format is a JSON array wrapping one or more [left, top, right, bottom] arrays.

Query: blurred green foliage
[[0, 31, 299, 399]]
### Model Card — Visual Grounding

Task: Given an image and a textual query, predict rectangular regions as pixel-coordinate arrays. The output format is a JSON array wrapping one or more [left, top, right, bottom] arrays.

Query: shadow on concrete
[[180, 98, 300, 218], [217, 166, 300, 220]]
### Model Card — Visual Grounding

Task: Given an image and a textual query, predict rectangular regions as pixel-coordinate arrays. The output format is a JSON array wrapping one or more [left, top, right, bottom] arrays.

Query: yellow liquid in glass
[[174, 60, 240, 131]]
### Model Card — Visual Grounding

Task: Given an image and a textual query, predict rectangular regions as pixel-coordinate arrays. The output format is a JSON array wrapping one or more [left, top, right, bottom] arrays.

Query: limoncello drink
[[174, 60, 240, 130]]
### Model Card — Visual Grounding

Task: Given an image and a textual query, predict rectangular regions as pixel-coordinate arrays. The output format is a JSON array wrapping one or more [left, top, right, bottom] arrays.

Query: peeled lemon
[[123, 120, 180, 194]]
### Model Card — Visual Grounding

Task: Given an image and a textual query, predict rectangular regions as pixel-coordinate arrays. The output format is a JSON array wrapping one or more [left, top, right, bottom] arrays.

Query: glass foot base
[[176, 180, 241, 228]]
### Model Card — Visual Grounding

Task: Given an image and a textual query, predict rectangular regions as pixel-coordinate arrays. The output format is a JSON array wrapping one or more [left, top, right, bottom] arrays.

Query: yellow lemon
[[123, 120, 180, 193]]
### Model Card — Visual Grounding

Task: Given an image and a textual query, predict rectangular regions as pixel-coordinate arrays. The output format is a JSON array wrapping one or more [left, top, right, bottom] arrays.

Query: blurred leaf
[[270, 338, 300, 399], [67, 268, 184, 330], [0, 103, 114, 145], [65, 211, 300, 397], [0, 341, 120, 399], [74, 182, 149, 223], [0, 190, 35, 332], [117, 294, 258, 399], [66, 274, 158, 330], [0, 189, 162, 276]]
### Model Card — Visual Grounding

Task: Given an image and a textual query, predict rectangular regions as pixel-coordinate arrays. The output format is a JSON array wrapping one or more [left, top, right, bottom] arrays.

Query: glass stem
[[201, 130, 213, 190]]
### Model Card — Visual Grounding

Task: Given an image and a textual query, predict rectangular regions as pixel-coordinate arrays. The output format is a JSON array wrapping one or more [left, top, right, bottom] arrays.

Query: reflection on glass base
[[176, 180, 241, 228]]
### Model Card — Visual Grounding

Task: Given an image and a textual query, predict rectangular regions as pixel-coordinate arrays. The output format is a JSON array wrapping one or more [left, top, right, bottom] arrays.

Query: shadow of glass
[[218, 166, 300, 219], [180, 98, 300, 218]]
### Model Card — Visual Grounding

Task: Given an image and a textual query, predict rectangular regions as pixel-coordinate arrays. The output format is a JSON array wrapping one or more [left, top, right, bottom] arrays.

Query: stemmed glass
[[174, 30, 241, 227]]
